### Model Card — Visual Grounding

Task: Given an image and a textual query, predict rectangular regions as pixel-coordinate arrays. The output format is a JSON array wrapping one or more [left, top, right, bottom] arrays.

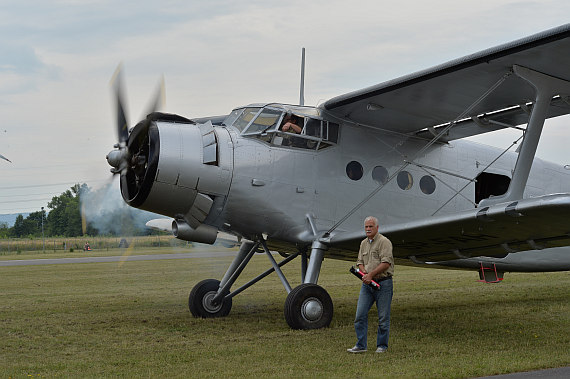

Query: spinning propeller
[[106, 65, 165, 209], [106, 65, 165, 179]]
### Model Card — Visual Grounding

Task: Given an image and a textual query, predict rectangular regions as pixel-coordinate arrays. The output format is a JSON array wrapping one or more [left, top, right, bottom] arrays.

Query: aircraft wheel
[[284, 284, 333, 329], [188, 279, 232, 318]]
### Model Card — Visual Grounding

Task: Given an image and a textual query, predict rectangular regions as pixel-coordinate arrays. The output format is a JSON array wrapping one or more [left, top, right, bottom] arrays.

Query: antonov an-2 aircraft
[[107, 24, 570, 329]]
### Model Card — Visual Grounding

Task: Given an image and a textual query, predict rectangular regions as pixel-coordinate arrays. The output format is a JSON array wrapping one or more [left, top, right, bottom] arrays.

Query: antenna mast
[[299, 48, 305, 106]]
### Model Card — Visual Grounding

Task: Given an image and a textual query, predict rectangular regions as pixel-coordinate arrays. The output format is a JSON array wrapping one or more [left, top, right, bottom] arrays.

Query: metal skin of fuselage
[[124, 104, 570, 274]]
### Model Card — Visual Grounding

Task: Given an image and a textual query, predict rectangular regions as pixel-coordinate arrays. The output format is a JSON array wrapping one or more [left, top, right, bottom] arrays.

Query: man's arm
[[283, 122, 302, 133], [361, 262, 390, 284]]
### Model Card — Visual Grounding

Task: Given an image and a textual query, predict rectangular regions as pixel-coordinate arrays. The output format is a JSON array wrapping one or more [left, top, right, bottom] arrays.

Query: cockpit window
[[232, 107, 261, 132], [222, 108, 245, 128], [239, 106, 339, 151], [243, 109, 283, 134], [273, 118, 339, 150], [304, 118, 322, 137]]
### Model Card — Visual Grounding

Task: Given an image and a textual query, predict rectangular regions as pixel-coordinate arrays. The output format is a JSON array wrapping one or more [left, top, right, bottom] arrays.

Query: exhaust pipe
[[172, 220, 218, 244]]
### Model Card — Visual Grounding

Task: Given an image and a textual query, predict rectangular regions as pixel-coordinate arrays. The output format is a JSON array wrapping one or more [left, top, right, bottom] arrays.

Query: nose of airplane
[[116, 116, 233, 232]]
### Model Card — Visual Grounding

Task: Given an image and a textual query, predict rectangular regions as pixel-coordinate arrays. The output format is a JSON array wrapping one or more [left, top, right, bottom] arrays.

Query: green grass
[[1, 247, 568, 378]]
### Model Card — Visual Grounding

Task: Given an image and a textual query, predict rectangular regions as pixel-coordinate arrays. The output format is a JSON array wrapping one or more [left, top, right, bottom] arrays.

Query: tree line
[[0, 184, 159, 238]]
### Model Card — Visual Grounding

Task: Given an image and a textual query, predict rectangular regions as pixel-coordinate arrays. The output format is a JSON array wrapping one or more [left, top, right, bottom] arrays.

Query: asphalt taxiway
[[0, 251, 238, 266]]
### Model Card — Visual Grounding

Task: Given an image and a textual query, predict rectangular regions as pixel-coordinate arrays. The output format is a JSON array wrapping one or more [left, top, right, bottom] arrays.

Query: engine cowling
[[119, 115, 233, 233]]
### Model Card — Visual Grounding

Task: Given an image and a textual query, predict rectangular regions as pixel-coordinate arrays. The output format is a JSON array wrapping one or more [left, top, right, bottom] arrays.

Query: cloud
[[0, 44, 44, 74], [0, 43, 61, 96]]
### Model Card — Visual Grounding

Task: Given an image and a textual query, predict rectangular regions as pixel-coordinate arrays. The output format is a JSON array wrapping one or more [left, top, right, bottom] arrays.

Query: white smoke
[[80, 177, 165, 235]]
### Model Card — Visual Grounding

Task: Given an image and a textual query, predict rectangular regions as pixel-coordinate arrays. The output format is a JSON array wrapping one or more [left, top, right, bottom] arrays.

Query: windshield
[[222, 108, 244, 127], [232, 107, 261, 132], [243, 109, 283, 134]]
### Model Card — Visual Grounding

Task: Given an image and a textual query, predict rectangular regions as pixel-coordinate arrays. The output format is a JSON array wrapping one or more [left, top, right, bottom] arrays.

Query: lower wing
[[326, 193, 570, 263]]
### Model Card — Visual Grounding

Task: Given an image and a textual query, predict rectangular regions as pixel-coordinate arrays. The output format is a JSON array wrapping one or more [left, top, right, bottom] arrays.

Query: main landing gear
[[188, 279, 232, 318], [187, 239, 333, 329]]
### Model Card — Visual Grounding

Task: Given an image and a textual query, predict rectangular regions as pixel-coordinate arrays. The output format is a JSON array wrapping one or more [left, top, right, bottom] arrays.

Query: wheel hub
[[301, 297, 323, 322], [202, 291, 223, 313]]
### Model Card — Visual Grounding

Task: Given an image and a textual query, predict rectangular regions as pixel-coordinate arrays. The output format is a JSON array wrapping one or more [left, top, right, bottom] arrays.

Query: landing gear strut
[[187, 239, 333, 329]]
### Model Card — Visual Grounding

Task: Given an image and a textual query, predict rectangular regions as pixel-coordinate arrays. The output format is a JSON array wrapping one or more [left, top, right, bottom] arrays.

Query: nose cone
[[106, 149, 126, 170], [120, 119, 233, 228]]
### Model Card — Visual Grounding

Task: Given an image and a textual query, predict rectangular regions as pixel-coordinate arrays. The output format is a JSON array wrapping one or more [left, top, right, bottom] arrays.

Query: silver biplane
[[107, 24, 570, 329]]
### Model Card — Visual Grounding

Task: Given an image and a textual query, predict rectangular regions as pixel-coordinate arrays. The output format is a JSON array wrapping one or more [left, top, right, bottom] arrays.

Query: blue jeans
[[354, 278, 393, 349]]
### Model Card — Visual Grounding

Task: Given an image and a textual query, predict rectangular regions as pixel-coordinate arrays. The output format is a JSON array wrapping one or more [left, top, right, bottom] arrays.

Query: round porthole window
[[420, 175, 436, 194], [346, 161, 363, 181], [397, 171, 413, 190], [372, 166, 389, 185]]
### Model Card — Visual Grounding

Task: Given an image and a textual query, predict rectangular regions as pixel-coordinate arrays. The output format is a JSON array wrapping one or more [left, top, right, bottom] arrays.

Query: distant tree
[[46, 184, 86, 237], [10, 214, 40, 237], [11, 214, 25, 237], [0, 221, 11, 238], [21, 210, 47, 237]]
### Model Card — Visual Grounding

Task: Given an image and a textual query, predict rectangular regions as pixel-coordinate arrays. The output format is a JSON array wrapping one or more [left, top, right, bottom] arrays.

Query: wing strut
[[480, 65, 570, 207]]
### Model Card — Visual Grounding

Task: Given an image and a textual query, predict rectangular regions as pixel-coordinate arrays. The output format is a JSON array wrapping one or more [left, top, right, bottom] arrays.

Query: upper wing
[[321, 24, 570, 141], [325, 194, 570, 262]]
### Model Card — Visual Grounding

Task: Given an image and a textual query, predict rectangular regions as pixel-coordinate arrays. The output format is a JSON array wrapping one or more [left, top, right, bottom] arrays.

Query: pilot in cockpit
[[281, 114, 302, 134]]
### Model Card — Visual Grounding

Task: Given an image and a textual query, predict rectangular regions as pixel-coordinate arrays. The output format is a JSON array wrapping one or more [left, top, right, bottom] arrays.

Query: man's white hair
[[364, 216, 378, 226]]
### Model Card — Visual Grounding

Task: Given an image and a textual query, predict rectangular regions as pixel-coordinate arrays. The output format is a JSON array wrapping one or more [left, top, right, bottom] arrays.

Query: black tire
[[188, 279, 232, 318], [284, 284, 333, 329]]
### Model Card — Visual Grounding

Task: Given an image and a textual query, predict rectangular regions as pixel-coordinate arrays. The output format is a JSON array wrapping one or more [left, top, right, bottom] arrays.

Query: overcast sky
[[1, 0, 569, 214]]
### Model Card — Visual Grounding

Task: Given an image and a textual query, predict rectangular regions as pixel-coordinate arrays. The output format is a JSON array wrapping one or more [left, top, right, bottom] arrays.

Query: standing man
[[347, 216, 394, 353]]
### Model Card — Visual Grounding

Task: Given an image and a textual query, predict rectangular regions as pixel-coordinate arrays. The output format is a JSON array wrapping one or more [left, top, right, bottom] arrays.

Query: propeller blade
[[142, 75, 166, 118], [110, 64, 130, 144], [107, 65, 167, 187]]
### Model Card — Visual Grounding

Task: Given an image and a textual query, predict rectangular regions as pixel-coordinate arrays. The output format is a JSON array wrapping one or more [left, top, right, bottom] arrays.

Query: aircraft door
[[270, 147, 317, 227]]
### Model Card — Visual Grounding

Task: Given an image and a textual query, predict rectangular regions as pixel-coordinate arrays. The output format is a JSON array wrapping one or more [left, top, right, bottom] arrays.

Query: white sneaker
[[375, 347, 387, 353], [347, 346, 367, 353]]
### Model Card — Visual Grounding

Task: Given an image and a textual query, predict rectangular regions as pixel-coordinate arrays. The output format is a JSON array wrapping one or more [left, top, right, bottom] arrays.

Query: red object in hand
[[349, 266, 380, 289]]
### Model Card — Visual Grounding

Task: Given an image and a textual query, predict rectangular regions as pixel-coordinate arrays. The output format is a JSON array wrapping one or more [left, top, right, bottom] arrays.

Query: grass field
[[1, 246, 568, 378]]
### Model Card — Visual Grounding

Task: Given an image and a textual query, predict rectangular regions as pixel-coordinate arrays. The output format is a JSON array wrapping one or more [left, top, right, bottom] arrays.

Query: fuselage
[[117, 104, 570, 272]]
